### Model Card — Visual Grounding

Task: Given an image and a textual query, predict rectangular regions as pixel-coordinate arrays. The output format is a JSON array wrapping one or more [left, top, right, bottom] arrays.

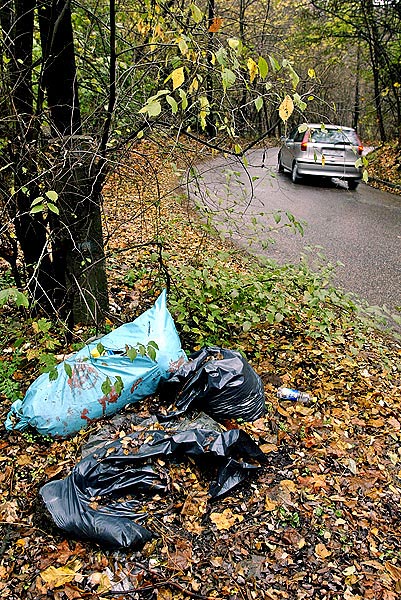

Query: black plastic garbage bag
[[40, 427, 267, 550], [158, 346, 266, 422]]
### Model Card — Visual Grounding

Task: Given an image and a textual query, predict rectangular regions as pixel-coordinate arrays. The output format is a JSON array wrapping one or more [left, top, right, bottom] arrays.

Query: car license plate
[[325, 150, 343, 157]]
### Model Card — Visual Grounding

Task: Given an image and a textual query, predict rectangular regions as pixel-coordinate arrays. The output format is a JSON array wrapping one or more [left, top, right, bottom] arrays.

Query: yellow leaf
[[40, 560, 82, 589], [171, 67, 185, 90], [247, 57, 258, 83], [315, 543, 332, 559], [210, 508, 243, 530], [308, 68, 316, 78], [279, 95, 294, 122], [264, 497, 277, 511], [189, 77, 199, 93]]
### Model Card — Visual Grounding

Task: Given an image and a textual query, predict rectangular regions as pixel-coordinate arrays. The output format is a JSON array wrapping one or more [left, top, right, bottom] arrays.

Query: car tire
[[291, 162, 302, 184], [347, 179, 360, 190], [278, 152, 284, 173]]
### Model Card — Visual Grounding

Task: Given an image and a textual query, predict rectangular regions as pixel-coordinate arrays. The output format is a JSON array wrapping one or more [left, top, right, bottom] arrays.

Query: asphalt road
[[190, 147, 401, 317]]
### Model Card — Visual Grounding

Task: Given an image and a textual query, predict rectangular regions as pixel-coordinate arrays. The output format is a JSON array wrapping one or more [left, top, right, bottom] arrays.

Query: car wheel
[[347, 179, 359, 190], [291, 162, 302, 184], [278, 152, 284, 173]]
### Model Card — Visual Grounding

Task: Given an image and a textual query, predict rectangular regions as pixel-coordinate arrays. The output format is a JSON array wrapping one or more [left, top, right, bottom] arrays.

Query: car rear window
[[309, 128, 359, 145]]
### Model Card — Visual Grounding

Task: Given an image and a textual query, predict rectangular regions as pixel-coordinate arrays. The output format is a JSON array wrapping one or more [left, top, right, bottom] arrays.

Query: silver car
[[278, 123, 364, 190]]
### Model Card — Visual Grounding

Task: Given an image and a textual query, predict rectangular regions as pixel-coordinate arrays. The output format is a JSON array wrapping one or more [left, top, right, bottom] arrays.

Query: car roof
[[304, 123, 355, 131]]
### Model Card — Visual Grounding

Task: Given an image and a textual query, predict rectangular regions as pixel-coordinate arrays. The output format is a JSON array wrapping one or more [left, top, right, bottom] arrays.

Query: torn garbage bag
[[158, 346, 266, 422], [5, 290, 185, 438], [40, 427, 267, 550]]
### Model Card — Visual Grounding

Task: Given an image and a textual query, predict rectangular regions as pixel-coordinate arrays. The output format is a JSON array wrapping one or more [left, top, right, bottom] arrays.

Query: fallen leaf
[[265, 497, 278, 511], [385, 561, 401, 582], [315, 543, 332, 559], [210, 508, 244, 530], [40, 560, 82, 589], [88, 571, 111, 592]]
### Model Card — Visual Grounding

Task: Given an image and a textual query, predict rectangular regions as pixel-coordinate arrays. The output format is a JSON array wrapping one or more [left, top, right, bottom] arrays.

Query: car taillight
[[300, 131, 309, 151], [358, 145, 363, 155]]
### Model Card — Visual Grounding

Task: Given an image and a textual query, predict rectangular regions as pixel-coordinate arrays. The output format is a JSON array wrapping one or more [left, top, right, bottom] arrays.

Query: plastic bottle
[[276, 387, 310, 403]]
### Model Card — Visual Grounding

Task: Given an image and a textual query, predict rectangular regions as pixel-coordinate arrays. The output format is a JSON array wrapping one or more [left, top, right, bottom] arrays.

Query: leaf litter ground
[[0, 138, 400, 600]]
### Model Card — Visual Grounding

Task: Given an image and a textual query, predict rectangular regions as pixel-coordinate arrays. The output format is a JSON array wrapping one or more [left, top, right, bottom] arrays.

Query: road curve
[[189, 147, 401, 316]]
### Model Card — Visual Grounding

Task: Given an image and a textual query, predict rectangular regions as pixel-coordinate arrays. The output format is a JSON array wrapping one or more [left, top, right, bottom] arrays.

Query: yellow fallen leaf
[[315, 543, 332, 559], [40, 560, 82, 589], [279, 479, 297, 493], [210, 508, 243, 530], [264, 497, 278, 511]]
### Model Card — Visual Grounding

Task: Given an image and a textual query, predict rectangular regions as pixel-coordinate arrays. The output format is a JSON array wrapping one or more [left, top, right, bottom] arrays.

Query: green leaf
[[15, 291, 29, 308], [269, 55, 280, 72], [64, 363, 73, 378], [166, 95, 178, 113], [97, 342, 105, 355], [101, 376, 112, 396], [147, 346, 157, 361], [258, 56, 268, 79], [114, 375, 124, 396], [178, 38, 188, 55], [191, 4, 203, 23], [215, 47, 228, 66], [147, 341, 159, 349], [47, 203, 60, 215], [178, 88, 188, 110], [242, 320, 252, 332], [45, 190, 58, 202], [0, 288, 28, 308], [222, 67, 236, 91], [30, 204, 45, 214], [139, 100, 162, 117], [127, 346, 138, 361], [254, 96, 263, 112], [48, 367, 59, 381], [287, 64, 299, 89], [293, 93, 307, 111]]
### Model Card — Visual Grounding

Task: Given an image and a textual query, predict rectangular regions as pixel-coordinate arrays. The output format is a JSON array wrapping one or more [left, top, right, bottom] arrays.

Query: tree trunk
[[37, 0, 108, 324]]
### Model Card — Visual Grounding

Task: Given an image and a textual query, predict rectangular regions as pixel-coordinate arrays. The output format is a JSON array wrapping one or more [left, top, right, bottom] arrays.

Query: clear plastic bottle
[[277, 387, 310, 403]]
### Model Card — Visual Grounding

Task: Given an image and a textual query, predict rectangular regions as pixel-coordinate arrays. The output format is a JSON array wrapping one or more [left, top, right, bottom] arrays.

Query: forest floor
[[0, 138, 400, 600]]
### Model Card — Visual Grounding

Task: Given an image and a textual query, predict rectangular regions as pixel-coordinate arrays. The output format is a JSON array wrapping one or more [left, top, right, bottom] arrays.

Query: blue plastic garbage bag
[[5, 290, 186, 438]]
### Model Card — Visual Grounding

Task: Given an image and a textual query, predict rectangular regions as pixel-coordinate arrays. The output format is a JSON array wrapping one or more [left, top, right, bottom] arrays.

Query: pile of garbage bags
[[40, 422, 268, 549], [5, 289, 269, 549]]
